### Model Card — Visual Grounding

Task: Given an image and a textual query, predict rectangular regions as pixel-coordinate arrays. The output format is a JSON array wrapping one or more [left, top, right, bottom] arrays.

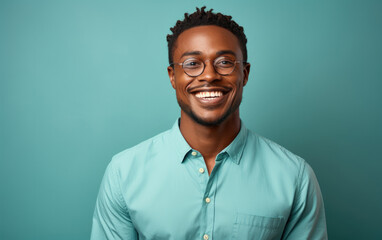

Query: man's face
[[168, 25, 250, 126]]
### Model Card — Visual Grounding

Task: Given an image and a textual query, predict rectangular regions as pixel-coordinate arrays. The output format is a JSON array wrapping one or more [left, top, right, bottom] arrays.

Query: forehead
[[173, 25, 242, 60]]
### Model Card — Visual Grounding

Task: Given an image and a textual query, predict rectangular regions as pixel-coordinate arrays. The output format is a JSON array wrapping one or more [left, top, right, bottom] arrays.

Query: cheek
[[174, 75, 193, 91], [231, 80, 245, 102], [230, 75, 244, 92], [174, 80, 189, 98]]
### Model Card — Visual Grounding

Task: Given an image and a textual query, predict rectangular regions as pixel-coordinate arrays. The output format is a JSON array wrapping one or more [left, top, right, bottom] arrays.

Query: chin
[[185, 108, 232, 127], [178, 98, 239, 127], [193, 115, 227, 126]]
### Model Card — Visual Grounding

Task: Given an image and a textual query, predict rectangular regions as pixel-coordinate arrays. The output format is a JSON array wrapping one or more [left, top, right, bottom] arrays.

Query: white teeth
[[195, 91, 223, 98]]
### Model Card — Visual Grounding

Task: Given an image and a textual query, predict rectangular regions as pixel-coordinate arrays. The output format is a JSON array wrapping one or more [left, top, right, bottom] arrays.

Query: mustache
[[188, 83, 231, 92]]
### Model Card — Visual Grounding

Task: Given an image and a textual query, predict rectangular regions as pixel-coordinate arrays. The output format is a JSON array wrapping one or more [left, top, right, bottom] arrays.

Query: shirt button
[[191, 151, 197, 156], [199, 168, 205, 173], [205, 197, 211, 203], [203, 234, 209, 240]]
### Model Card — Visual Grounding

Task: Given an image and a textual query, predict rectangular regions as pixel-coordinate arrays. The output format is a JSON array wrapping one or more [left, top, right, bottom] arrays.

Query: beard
[[176, 95, 242, 127]]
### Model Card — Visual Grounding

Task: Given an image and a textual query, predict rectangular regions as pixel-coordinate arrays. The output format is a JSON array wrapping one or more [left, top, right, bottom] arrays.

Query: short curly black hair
[[166, 6, 248, 65]]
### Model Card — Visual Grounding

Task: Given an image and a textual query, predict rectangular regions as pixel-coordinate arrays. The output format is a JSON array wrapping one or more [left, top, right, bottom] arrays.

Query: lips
[[187, 85, 231, 106], [195, 91, 223, 99], [190, 90, 228, 107]]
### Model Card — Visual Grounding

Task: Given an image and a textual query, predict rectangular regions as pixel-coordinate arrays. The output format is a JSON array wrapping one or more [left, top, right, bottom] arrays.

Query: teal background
[[1, 0, 381, 239]]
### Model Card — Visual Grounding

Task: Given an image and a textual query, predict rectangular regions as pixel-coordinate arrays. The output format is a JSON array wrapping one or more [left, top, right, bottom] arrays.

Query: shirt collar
[[221, 121, 248, 165], [169, 119, 248, 165], [170, 119, 192, 162]]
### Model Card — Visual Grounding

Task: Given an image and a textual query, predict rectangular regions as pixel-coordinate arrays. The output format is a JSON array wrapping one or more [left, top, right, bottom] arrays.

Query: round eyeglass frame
[[170, 58, 247, 77]]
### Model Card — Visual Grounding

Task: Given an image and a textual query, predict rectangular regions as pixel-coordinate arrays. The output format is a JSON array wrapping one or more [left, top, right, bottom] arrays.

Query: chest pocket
[[231, 213, 284, 240]]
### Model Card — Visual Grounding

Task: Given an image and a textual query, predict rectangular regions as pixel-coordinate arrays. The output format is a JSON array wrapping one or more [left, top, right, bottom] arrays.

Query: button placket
[[202, 153, 226, 240], [188, 150, 212, 239], [194, 152, 208, 188], [203, 172, 217, 240]]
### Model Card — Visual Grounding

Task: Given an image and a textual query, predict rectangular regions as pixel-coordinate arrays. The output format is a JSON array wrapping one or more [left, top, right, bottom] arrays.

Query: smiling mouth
[[195, 91, 223, 99]]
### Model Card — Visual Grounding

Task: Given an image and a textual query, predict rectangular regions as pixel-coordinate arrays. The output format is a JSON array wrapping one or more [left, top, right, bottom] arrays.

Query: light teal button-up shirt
[[91, 120, 327, 240]]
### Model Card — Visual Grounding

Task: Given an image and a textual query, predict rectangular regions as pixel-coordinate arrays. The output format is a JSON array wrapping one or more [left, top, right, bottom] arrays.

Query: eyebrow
[[180, 51, 202, 58], [180, 50, 237, 59], [216, 50, 236, 57]]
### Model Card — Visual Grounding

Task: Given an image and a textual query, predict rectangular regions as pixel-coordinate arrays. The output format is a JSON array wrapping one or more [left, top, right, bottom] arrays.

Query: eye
[[183, 59, 203, 69], [215, 58, 235, 68]]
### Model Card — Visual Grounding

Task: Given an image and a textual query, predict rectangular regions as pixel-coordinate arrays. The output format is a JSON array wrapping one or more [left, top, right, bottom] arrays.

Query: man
[[91, 7, 327, 240]]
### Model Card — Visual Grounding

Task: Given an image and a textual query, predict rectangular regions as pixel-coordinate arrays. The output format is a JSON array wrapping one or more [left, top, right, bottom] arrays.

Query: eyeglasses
[[170, 57, 246, 77]]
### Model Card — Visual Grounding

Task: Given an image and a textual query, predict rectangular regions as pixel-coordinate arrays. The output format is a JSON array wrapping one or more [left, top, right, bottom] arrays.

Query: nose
[[198, 60, 221, 82]]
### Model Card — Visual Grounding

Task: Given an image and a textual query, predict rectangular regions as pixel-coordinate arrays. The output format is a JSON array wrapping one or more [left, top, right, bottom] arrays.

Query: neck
[[179, 111, 241, 161]]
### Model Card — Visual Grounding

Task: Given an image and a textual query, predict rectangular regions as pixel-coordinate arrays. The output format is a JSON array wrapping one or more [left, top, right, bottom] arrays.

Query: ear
[[243, 62, 251, 86], [167, 66, 176, 89]]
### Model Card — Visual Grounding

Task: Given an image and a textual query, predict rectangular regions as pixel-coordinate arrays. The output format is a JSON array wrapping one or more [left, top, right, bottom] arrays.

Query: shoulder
[[245, 130, 309, 180], [110, 128, 173, 169], [244, 130, 323, 199], [247, 130, 305, 164]]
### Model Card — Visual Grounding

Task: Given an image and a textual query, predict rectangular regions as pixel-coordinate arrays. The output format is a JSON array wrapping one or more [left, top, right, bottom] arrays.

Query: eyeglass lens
[[182, 57, 238, 76]]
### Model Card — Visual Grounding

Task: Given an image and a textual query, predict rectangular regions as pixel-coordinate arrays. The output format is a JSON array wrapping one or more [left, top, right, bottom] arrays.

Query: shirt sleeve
[[282, 161, 328, 240], [90, 160, 138, 240]]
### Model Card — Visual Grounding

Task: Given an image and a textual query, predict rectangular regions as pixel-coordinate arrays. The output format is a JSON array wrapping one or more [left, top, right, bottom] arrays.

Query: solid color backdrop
[[1, 0, 381, 239]]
